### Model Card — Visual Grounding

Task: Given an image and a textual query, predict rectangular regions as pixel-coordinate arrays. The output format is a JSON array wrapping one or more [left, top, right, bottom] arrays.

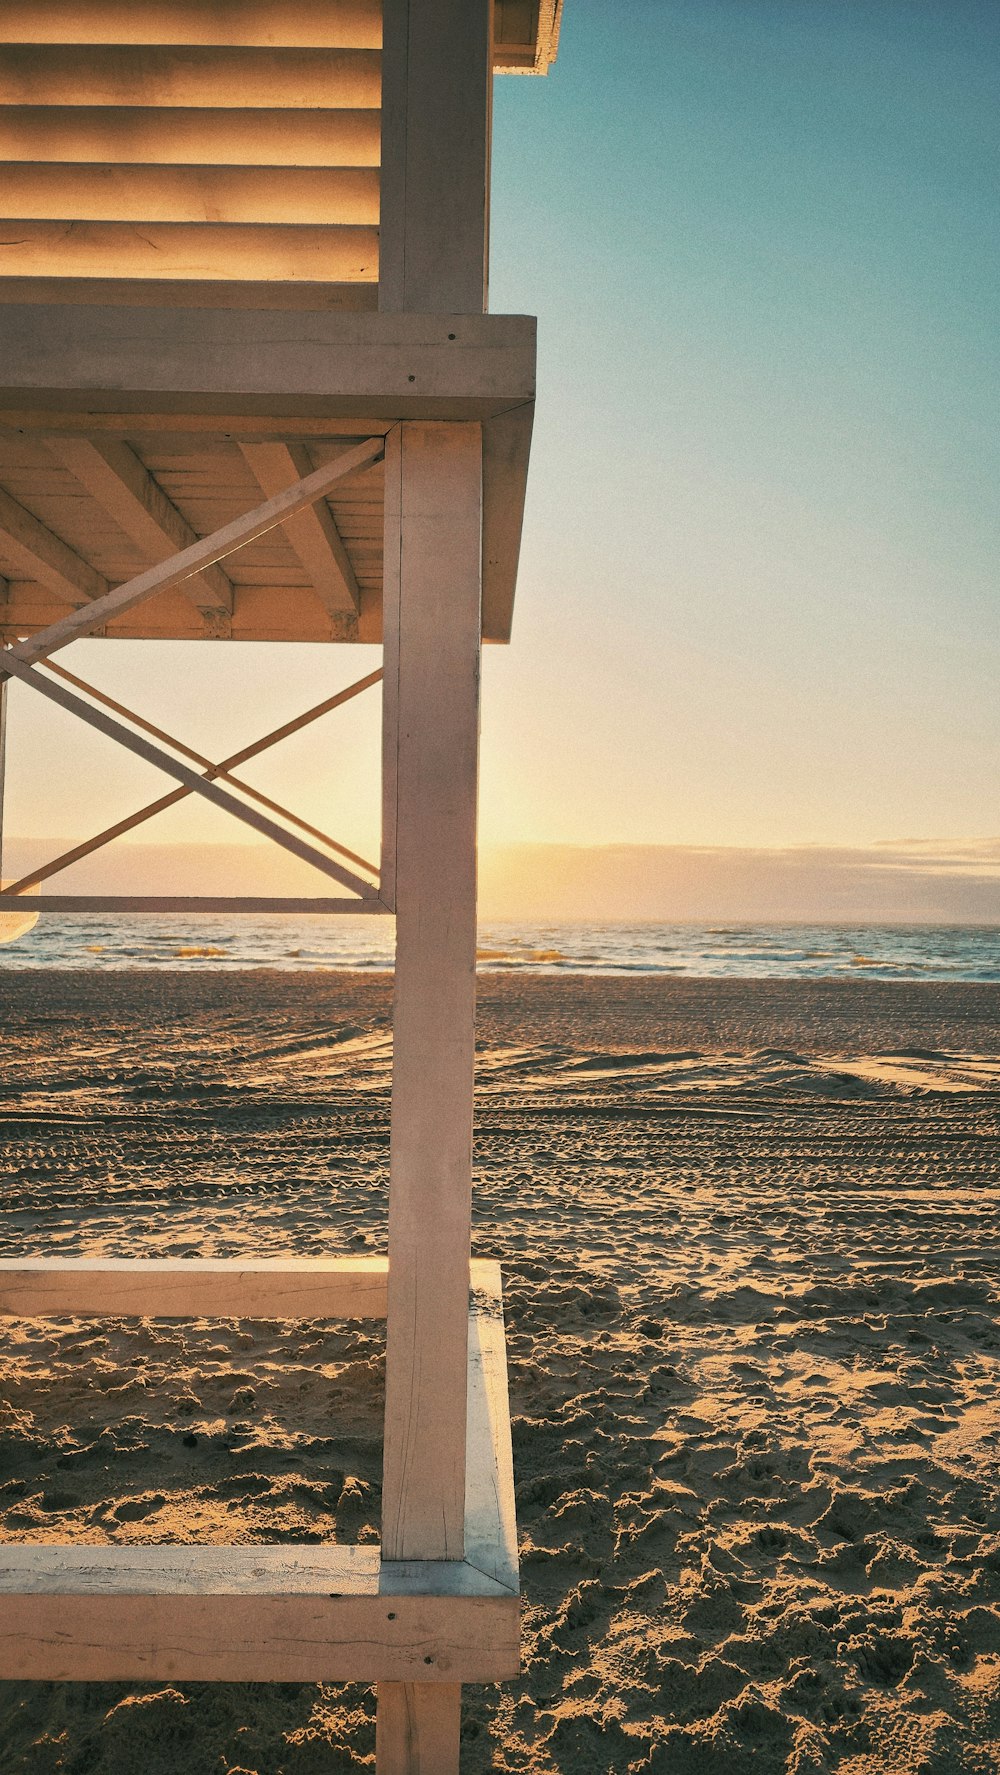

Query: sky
[[4, 0, 999, 886]]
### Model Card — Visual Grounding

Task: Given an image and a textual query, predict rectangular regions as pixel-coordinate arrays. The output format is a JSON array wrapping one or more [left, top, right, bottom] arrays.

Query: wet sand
[[1, 971, 998, 1773]]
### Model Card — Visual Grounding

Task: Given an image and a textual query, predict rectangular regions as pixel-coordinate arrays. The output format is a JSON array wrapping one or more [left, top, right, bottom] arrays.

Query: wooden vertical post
[[378, 422, 483, 1771], [379, 0, 494, 314], [0, 676, 7, 882], [376, 1683, 463, 1775]]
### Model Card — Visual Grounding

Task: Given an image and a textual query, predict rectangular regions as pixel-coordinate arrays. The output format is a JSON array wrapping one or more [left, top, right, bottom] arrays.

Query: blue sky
[[6, 1, 999, 867], [482, 0, 999, 846]]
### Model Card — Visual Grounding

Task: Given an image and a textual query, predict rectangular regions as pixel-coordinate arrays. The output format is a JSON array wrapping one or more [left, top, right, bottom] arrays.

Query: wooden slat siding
[[0, 1555, 517, 1684], [47, 437, 233, 622], [0, 223, 378, 284], [379, 0, 493, 313], [0, 108, 382, 166], [0, 1257, 390, 1320], [0, 165, 380, 225], [376, 1686, 462, 1775], [240, 442, 360, 617], [0, 47, 381, 109], [0, 2, 384, 48], [0, 484, 107, 607], [381, 424, 483, 1564]]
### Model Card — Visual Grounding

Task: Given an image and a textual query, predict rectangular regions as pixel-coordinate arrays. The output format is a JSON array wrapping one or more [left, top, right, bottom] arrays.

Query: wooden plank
[[0, 46, 381, 108], [47, 437, 232, 622], [465, 1263, 518, 1593], [2, 436, 382, 665], [0, 106, 381, 166], [0, 2, 383, 48], [240, 442, 360, 616], [381, 424, 483, 1564], [376, 1685, 462, 1775], [379, 0, 492, 313], [0, 483, 106, 607], [0, 165, 380, 226], [0, 223, 378, 284], [0, 1547, 518, 1684], [0, 307, 536, 423], [0, 1257, 390, 1319], [482, 400, 533, 643], [25, 895, 388, 913]]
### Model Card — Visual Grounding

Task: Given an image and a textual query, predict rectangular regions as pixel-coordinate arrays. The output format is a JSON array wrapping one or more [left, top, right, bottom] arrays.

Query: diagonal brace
[[2, 664, 383, 897], [0, 651, 378, 901]]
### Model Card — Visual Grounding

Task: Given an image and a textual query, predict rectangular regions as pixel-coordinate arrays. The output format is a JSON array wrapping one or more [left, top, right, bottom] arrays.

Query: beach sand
[[0, 971, 998, 1773]]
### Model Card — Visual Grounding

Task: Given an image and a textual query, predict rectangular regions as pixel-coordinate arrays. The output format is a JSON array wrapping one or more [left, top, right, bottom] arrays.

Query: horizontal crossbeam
[[0, 1262, 518, 1681], [25, 895, 390, 914]]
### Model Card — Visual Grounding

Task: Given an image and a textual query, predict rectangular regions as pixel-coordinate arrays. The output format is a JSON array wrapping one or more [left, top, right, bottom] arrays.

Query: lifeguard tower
[[0, 4, 562, 1767]]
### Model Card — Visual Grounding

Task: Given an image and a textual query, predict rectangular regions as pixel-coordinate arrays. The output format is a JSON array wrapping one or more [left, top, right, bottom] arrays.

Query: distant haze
[[6, 838, 1000, 925]]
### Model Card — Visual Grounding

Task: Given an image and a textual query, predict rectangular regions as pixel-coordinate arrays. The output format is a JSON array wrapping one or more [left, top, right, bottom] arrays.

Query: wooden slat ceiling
[[0, 2, 561, 288], [0, 427, 386, 645]]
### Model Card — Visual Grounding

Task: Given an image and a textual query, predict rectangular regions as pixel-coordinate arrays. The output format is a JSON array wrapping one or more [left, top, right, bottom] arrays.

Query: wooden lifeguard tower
[[0, 4, 562, 1767]]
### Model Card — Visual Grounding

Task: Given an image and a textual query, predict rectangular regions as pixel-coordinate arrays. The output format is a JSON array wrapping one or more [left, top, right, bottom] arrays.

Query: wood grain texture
[[0, 106, 382, 166], [379, 0, 492, 313], [0, 222, 378, 284], [47, 436, 232, 619], [0, 1548, 518, 1683], [0, 46, 381, 108], [381, 423, 483, 1563], [0, 2, 383, 49], [376, 1683, 462, 1775], [0, 1257, 390, 1320], [0, 483, 106, 607], [0, 164, 380, 225], [240, 441, 360, 616]]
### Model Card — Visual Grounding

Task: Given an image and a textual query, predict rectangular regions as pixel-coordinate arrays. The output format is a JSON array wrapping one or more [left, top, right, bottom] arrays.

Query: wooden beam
[[376, 1686, 462, 1774], [0, 1257, 390, 1320], [47, 437, 232, 624], [1, 435, 382, 667], [381, 424, 482, 1565], [379, 0, 493, 312], [0, 46, 381, 108], [465, 1262, 518, 1593], [0, 307, 536, 423], [0, 106, 382, 166], [0, 2, 384, 48], [0, 484, 107, 608], [482, 401, 533, 643], [241, 441, 360, 617], [24, 895, 387, 913], [0, 222, 378, 285], [0, 164, 381, 225], [0, 1547, 518, 1684]]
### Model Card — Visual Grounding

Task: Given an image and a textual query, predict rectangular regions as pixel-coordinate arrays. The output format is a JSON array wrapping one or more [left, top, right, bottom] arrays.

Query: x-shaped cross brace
[[0, 437, 386, 911]]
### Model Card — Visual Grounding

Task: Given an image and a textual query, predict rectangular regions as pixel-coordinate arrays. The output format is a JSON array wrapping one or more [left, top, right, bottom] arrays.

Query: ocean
[[0, 917, 998, 980]]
